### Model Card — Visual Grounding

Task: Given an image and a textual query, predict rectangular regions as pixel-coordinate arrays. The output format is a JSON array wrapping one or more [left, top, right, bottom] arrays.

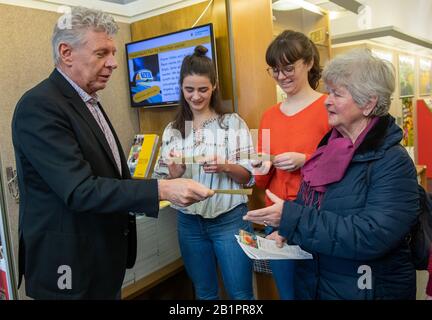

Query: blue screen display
[[125, 23, 215, 108]]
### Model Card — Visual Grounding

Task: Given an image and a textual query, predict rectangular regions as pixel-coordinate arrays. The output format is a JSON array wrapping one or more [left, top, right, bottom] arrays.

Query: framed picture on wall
[[399, 55, 415, 97], [419, 58, 432, 96], [401, 97, 414, 147]]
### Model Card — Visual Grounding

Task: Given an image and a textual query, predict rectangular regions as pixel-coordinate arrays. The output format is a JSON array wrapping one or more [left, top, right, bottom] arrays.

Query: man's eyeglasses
[[266, 63, 297, 78]]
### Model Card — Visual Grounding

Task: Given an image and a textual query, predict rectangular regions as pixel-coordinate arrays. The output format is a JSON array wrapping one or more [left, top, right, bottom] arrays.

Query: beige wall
[[0, 4, 135, 299]]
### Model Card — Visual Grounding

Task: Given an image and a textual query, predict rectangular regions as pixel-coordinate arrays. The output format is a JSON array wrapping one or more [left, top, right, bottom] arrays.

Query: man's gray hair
[[52, 6, 118, 65], [323, 48, 395, 117]]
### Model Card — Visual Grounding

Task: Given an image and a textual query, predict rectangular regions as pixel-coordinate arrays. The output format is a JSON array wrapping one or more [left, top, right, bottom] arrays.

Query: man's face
[[68, 30, 118, 94]]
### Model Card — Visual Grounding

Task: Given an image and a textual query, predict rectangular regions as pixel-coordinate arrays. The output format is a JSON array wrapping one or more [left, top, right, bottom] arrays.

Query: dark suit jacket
[[11, 69, 159, 299]]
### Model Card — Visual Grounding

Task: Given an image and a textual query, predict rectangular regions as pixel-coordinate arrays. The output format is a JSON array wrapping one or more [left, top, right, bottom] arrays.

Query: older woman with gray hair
[[244, 48, 420, 300]]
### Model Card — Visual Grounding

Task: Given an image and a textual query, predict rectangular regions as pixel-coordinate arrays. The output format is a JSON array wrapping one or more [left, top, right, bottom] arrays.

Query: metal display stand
[[0, 155, 17, 299]]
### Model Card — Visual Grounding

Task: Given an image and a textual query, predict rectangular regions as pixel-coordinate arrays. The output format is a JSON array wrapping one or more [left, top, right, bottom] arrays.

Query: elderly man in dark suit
[[11, 6, 213, 299]]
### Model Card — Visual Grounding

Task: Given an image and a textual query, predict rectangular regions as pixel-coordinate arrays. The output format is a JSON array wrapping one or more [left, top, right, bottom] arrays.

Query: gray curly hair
[[323, 48, 395, 117], [52, 6, 118, 65]]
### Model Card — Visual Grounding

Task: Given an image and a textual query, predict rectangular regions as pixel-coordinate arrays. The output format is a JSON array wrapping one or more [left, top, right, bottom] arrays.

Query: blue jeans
[[265, 227, 295, 300], [268, 260, 295, 300], [177, 204, 254, 300]]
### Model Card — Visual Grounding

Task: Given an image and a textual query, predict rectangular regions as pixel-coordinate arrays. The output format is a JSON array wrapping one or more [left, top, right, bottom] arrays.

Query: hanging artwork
[[399, 55, 415, 97], [419, 58, 432, 96], [401, 97, 414, 147]]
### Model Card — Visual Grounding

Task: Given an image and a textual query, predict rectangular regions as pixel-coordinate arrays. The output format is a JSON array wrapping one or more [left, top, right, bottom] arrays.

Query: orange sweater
[[255, 95, 330, 206]]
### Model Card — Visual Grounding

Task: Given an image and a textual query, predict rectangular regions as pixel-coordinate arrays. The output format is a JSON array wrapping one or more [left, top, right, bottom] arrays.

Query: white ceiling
[[308, 0, 353, 11], [0, 0, 208, 22], [277, 0, 432, 56], [1, 0, 431, 55], [100, 0, 138, 4]]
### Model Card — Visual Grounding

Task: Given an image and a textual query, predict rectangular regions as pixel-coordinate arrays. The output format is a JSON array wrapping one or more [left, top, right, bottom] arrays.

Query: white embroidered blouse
[[152, 113, 255, 218]]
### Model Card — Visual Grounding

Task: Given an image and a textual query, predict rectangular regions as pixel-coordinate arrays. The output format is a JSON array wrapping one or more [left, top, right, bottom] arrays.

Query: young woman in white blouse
[[153, 45, 254, 300]]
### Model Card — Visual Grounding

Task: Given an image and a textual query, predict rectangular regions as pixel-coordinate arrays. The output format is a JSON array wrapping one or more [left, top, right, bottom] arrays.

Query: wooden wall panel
[[227, 0, 276, 213], [228, 0, 277, 130], [227, 2, 279, 299], [131, 0, 233, 137]]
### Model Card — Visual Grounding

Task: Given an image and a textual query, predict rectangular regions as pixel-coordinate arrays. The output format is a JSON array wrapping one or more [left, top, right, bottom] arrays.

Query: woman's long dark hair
[[172, 45, 227, 138], [266, 30, 322, 89]]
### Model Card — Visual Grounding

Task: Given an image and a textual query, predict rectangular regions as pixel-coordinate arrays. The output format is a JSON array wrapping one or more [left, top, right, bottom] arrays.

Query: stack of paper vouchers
[[235, 231, 313, 260]]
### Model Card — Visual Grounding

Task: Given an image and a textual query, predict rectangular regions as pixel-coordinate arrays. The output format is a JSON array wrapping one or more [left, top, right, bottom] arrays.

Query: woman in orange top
[[253, 30, 330, 299]]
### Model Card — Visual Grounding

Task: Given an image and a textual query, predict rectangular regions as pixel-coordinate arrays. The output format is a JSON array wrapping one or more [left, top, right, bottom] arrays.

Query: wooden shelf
[[121, 258, 184, 300]]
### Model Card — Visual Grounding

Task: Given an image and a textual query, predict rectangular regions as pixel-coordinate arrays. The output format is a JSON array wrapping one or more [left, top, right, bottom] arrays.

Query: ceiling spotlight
[[272, 0, 323, 15]]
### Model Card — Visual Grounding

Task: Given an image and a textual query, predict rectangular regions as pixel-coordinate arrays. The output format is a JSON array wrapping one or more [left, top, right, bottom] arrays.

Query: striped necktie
[[88, 99, 122, 175]]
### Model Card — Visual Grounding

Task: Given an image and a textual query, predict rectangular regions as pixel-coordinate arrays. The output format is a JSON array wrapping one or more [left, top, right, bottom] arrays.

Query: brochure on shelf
[[127, 134, 159, 179]]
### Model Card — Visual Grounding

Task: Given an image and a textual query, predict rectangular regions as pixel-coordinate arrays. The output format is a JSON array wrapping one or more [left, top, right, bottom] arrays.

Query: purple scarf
[[300, 117, 379, 207]]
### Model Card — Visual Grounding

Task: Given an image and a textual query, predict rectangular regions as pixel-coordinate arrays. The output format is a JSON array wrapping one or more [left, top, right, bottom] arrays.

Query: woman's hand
[[200, 155, 251, 184], [266, 230, 287, 248], [251, 159, 272, 176], [273, 152, 306, 172], [166, 150, 186, 179], [201, 155, 228, 174], [243, 189, 284, 227]]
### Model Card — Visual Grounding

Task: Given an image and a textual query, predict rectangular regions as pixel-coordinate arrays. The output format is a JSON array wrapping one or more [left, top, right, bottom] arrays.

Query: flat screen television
[[125, 23, 216, 108]]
